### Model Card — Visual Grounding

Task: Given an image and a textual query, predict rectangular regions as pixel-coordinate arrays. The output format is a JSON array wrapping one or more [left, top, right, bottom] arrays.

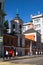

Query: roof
[[23, 22, 33, 26], [32, 14, 43, 19], [12, 14, 23, 23], [14, 14, 21, 20], [24, 28, 40, 34]]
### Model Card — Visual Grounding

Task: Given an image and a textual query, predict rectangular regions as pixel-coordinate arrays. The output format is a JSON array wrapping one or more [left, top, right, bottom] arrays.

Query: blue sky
[[5, 0, 43, 23]]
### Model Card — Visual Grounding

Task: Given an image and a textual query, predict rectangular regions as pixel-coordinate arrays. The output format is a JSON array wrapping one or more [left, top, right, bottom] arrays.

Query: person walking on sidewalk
[[36, 51, 38, 55], [12, 50, 14, 58], [16, 51, 18, 56], [5, 50, 9, 59]]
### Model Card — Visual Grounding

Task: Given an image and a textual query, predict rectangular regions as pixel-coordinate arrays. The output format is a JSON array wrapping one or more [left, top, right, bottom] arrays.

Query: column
[[22, 37, 25, 47], [18, 36, 20, 47], [30, 41, 32, 55], [2, 45, 4, 57], [22, 36, 25, 55]]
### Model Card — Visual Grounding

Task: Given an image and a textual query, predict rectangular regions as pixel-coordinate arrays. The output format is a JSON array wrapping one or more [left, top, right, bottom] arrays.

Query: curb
[[0, 55, 43, 62], [14, 55, 43, 60], [0, 55, 43, 61]]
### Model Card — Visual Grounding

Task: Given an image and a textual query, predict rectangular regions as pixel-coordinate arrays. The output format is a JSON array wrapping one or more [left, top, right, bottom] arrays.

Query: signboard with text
[[0, 37, 3, 42]]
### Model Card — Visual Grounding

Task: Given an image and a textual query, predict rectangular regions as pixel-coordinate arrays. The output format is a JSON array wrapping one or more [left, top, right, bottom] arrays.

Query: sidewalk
[[0, 55, 43, 61], [0, 55, 43, 65], [14, 55, 43, 60]]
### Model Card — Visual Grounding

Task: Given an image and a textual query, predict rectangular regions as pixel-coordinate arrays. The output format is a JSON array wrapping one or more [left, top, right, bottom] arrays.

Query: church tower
[[11, 13, 25, 55], [11, 13, 23, 34], [0, 0, 5, 36]]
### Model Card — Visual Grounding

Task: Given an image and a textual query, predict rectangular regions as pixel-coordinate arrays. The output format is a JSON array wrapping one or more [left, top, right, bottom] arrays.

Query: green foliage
[[4, 20, 9, 29], [3, 20, 9, 34]]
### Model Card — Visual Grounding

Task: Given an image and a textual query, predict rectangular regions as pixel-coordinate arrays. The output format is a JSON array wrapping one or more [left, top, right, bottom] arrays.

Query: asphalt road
[[10, 56, 43, 65]]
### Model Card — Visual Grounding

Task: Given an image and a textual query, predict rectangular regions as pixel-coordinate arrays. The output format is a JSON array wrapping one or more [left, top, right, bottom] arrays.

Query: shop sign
[[0, 37, 3, 42]]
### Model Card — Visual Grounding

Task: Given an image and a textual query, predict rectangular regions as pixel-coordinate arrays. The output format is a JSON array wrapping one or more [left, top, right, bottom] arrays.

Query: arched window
[[19, 25, 22, 29], [19, 25, 22, 34], [13, 24, 15, 28]]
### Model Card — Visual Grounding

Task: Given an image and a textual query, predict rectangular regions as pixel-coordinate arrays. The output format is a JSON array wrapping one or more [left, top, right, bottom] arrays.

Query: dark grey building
[[0, 0, 5, 56]]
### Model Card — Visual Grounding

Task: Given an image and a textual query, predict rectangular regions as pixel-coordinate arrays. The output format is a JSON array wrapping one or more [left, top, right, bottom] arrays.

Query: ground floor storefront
[[1, 34, 43, 57]]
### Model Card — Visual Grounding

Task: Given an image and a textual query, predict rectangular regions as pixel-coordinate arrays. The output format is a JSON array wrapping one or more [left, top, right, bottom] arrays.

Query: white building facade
[[31, 14, 43, 43], [22, 22, 33, 34]]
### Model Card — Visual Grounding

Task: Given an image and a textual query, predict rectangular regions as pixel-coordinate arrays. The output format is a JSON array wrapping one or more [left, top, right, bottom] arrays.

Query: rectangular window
[[0, 31, 1, 36], [23, 27, 26, 30], [0, 17, 1, 27], [27, 25, 30, 29], [20, 38, 22, 47], [0, 3, 2, 9], [34, 24, 40, 29], [37, 30, 41, 33], [34, 19, 40, 23], [22, 26, 26, 32]]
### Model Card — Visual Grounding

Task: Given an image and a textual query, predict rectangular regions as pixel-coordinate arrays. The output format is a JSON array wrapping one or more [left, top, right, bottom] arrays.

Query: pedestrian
[[39, 51, 40, 55], [16, 51, 18, 56], [5, 50, 8, 59], [28, 52, 30, 56], [8, 49, 13, 59], [36, 51, 37, 55], [12, 50, 14, 58], [41, 51, 42, 55]]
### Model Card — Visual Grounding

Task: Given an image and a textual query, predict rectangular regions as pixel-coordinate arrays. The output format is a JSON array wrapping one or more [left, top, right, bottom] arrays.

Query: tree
[[3, 20, 9, 34], [4, 20, 9, 29]]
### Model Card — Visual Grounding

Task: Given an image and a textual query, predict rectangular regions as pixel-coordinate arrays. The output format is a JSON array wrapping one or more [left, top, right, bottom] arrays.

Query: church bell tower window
[[13, 24, 15, 28], [19, 25, 22, 34], [19, 25, 22, 29]]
